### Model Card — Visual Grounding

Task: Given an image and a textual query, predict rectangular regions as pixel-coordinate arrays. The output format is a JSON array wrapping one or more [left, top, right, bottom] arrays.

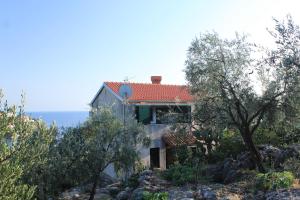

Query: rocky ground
[[60, 144, 300, 199], [60, 169, 300, 200]]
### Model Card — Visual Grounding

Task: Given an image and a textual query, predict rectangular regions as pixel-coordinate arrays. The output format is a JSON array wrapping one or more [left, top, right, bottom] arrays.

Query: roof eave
[[90, 83, 123, 106]]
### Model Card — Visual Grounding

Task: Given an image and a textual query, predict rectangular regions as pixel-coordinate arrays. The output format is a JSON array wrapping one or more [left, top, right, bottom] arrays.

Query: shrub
[[126, 173, 140, 189], [253, 128, 282, 146], [143, 191, 168, 200], [255, 171, 294, 191], [284, 158, 300, 179], [162, 164, 196, 185], [211, 129, 245, 162]]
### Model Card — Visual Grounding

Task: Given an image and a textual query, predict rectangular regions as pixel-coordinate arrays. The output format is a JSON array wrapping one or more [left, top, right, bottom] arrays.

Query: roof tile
[[105, 82, 193, 103]]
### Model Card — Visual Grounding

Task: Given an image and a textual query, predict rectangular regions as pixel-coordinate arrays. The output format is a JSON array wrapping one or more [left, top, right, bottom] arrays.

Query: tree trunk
[[89, 173, 99, 200], [242, 130, 266, 173]]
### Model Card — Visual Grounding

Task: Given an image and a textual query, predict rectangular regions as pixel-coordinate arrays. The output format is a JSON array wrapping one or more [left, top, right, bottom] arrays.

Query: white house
[[90, 76, 195, 175]]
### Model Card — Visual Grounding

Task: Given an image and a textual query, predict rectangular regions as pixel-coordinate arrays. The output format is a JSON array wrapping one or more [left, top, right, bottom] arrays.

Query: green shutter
[[139, 106, 151, 124]]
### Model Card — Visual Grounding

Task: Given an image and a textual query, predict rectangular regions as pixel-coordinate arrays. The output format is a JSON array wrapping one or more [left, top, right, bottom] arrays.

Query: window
[[156, 106, 191, 124], [135, 106, 152, 124]]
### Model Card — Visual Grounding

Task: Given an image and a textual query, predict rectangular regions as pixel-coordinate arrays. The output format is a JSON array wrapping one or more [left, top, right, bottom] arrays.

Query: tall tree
[[82, 108, 149, 200], [0, 91, 56, 200], [185, 16, 300, 172]]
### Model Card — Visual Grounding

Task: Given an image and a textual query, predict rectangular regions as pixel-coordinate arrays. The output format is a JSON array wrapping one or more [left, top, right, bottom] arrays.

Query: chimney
[[151, 76, 162, 84]]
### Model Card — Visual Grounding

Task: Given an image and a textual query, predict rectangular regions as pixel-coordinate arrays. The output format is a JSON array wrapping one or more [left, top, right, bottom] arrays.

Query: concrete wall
[[91, 86, 135, 121], [138, 124, 170, 170], [91, 87, 191, 174]]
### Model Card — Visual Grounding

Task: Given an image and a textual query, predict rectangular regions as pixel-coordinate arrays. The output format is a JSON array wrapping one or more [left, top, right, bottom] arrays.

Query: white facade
[[90, 83, 192, 177]]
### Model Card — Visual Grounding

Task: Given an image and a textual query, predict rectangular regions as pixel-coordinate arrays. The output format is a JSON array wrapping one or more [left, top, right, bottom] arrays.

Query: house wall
[[92, 86, 193, 176], [91, 86, 135, 120], [138, 124, 170, 170]]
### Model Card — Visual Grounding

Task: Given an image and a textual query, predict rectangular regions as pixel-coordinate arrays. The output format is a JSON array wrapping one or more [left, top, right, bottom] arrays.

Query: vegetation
[[0, 90, 149, 200], [2, 15, 300, 199], [162, 164, 196, 185], [143, 191, 168, 200], [184, 15, 300, 172], [284, 157, 300, 179], [255, 171, 294, 191], [0, 91, 56, 200]]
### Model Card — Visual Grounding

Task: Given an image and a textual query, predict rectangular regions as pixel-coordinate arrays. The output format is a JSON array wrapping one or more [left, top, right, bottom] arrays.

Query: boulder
[[106, 186, 121, 196], [194, 186, 217, 200], [116, 190, 130, 200], [99, 172, 117, 187], [265, 188, 300, 200], [94, 193, 112, 200], [236, 152, 256, 169], [223, 169, 242, 184], [130, 187, 144, 200], [206, 164, 223, 183]]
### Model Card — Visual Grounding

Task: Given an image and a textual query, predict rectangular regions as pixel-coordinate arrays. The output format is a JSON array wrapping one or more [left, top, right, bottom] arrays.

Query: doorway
[[150, 148, 160, 169]]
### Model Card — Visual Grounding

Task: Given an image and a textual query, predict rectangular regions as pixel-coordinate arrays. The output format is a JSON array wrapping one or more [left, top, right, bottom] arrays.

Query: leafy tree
[[185, 16, 300, 172], [0, 91, 56, 200], [82, 108, 149, 200], [34, 126, 86, 199]]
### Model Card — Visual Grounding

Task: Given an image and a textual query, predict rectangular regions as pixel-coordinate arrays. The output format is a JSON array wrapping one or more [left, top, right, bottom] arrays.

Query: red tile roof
[[162, 132, 197, 147], [105, 82, 193, 103]]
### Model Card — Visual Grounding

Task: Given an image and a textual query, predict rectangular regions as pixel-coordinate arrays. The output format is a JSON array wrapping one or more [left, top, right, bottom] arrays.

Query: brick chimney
[[151, 76, 162, 84]]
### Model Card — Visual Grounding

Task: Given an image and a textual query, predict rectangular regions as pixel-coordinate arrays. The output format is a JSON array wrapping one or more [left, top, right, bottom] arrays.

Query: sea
[[27, 111, 89, 128]]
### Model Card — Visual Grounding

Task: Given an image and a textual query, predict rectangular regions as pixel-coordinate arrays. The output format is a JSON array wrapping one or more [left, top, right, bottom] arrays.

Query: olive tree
[[82, 108, 149, 200], [0, 91, 56, 200], [185, 16, 300, 172]]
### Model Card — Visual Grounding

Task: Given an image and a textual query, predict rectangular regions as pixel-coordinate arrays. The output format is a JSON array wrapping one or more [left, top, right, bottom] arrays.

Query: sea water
[[27, 111, 89, 128]]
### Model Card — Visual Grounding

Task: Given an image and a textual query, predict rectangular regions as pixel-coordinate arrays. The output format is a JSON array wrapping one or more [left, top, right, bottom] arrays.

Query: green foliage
[[211, 129, 245, 161], [185, 16, 300, 172], [252, 128, 282, 146], [39, 126, 87, 198], [0, 91, 56, 200], [126, 173, 140, 189], [255, 171, 294, 191], [142, 191, 168, 200], [284, 157, 300, 179], [22, 107, 149, 200], [162, 164, 196, 185]]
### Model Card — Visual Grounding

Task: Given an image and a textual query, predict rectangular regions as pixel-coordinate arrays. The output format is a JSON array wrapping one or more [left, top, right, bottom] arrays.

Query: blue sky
[[0, 0, 299, 111]]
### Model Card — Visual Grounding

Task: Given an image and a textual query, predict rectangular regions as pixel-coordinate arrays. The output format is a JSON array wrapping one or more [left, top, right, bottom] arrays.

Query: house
[[90, 76, 195, 175]]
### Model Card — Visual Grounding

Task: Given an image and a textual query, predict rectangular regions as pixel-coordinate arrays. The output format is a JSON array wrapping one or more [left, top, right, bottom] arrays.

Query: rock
[[60, 187, 81, 200], [253, 191, 265, 200], [265, 188, 300, 200], [186, 191, 194, 198], [223, 170, 242, 184], [236, 152, 255, 170], [194, 186, 217, 200], [140, 169, 153, 176], [168, 188, 195, 200], [131, 187, 144, 200], [99, 172, 117, 187], [106, 186, 121, 196], [202, 190, 217, 200], [96, 188, 110, 194], [116, 190, 130, 200], [206, 164, 223, 183], [138, 170, 153, 183], [94, 193, 112, 200]]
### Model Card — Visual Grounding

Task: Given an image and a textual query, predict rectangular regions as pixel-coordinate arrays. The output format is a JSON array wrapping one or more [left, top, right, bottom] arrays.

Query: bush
[[143, 191, 168, 200], [284, 158, 300, 179], [126, 173, 140, 189], [162, 164, 196, 185], [255, 171, 294, 191], [253, 128, 282, 146], [211, 129, 245, 162]]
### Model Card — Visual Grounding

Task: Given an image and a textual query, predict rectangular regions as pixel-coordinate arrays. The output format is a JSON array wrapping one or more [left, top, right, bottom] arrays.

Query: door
[[150, 148, 160, 169]]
